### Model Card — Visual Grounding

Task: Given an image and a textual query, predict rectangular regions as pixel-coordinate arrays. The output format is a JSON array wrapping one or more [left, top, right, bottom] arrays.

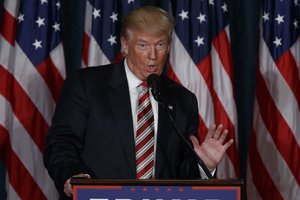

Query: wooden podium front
[[71, 179, 244, 200]]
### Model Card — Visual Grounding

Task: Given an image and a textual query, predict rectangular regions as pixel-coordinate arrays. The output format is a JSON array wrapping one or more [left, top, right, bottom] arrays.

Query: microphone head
[[147, 74, 160, 88], [147, 74, 161, 101]]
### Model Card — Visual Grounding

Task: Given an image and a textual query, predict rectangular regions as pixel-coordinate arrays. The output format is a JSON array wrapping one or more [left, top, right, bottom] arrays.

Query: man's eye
[[156, 42, 166, 50], [138, 43, 148, 49]]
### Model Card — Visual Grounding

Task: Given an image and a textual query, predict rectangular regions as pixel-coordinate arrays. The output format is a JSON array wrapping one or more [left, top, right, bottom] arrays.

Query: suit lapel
[[107, 62, 136, 176]]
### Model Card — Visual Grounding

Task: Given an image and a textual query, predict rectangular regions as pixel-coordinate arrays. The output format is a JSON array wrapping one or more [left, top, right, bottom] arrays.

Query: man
[[44, 6, 233, 199]]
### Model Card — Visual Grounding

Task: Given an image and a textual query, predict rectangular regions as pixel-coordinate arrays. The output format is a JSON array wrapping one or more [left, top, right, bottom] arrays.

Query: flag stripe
[[86, 36, 111, 66], [275, 50, 300, 109], [0, 7, 17, 46], [5, 182, 20, 200], [82, 32, 90, 67], [0, 125, 47, 200], [82, 0, 92, 67], [0, 65, 48, 151], [36, 56, 64, 102], [249, 128, 284, 200], [212, 29, 234, 84], [290, 37, 300, 70]]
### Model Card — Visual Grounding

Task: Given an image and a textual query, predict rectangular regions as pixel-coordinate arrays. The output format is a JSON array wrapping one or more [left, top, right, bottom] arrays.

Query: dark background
[[0, 0, 261, 198]]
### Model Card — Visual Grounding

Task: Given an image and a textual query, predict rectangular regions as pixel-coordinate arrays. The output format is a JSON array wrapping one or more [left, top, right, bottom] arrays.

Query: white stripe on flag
[[290, 37, 300, 78], [246, 161, 263, 200], [210, 44, 238, 126], [50, 43, 66, 79], [5, 176, 21, 200], [87, 36, 110, 66]]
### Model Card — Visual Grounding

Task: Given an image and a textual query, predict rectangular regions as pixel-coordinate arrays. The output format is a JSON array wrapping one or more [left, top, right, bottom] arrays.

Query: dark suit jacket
[[44, 61, 201, 198]]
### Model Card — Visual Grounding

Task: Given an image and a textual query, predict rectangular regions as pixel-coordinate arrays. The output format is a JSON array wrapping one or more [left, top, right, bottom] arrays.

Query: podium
[[71, 179, 244, 200]]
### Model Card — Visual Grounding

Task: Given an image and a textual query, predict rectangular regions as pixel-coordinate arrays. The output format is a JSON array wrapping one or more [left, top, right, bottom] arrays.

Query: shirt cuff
[[198, 164, 216, 179]]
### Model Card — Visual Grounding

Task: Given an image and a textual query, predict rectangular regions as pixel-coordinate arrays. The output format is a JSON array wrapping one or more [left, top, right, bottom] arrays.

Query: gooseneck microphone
[[146, 74, 213, 179]]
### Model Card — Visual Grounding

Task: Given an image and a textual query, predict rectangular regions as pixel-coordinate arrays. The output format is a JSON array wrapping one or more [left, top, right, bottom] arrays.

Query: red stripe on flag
[[196, 56, 240, 177], [275, 50, 300, 109], [212, 30, 235, 85], [0, 125, 47, 200], [249, 129, 284, 200], [198, 115, 208, 143], [82, 32, 90, 67], [0, 8, 17, 46], [166, 63, 181, 85], [113, 52, 124, 64], [256, 69, 300, 185], [36, 57, 64, 103], [0, 65, 49, 151], [196, 55, 213, 91]]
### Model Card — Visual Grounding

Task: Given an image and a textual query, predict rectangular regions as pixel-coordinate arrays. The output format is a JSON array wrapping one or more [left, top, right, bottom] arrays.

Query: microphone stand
[[155, 95, 213, 179]]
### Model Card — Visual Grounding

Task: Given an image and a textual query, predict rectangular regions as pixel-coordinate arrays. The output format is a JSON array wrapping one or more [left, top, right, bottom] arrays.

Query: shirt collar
[[124, 58, 143, 90]]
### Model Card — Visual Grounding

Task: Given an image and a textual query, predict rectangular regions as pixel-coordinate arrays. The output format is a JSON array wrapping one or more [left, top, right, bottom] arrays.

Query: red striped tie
[[135, 82, 155, 179]]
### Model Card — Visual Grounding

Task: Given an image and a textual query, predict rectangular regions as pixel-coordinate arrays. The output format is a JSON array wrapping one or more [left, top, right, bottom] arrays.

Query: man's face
[[121, 30, 170, 81]]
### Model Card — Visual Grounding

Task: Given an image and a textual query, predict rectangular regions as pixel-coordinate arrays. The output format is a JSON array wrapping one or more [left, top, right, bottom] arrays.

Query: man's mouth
[[148, 64, 157, 72]]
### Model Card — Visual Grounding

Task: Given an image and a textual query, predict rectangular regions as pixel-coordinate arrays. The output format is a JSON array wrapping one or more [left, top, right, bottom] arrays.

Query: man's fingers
[[64, 179, 73, 197], [64, 174, 91, 197], [224, 139, 234, 149], [213, 124, 223, 140], [205, 124, 216, 139], [190, 135, 200, 146], [218, 129, 229, 143]]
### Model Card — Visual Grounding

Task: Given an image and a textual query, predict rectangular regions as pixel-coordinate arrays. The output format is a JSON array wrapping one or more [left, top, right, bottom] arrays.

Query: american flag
[[0, 0, 65, 199], [168, 0, 240, 179], [82, 0, 141, 67], [248, 0, 300, 199]]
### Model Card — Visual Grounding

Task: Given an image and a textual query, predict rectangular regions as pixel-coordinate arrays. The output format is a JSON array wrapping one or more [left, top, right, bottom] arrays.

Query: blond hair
[[120, 6, 175, 42]]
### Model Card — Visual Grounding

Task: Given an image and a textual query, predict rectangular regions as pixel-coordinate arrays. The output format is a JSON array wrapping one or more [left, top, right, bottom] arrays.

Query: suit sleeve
[[43, 70, 94, 195]]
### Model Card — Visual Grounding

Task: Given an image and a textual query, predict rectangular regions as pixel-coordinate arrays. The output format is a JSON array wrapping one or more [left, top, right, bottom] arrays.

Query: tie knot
[[140, 81, 148, 89]]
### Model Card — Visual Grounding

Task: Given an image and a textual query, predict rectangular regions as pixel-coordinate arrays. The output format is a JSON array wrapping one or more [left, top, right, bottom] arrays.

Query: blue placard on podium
[[73, 185, 241, 200]]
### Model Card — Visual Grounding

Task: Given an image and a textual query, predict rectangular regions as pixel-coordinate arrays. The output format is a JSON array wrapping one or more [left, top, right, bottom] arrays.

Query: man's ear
[[120, 37, 128, 55]]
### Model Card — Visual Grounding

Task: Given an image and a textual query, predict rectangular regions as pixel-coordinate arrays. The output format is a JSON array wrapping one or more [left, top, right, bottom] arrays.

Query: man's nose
[[148, 45, 157, 59]]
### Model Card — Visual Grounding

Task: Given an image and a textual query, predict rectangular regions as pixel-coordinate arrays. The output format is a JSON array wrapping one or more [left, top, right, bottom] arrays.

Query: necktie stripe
[[136, 134, 154, 157], [137, 154, 154, 171], [136, 160, 154, 179], [137, 104, 152, 119], [136, 128, 154, 145], [137, 110, 153, 128], [136, 117, 154, 136]]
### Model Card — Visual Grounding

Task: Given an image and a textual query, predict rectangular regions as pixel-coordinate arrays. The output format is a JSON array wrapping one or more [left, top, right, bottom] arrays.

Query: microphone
[[147, 74, 161, 102], [146, 74, 213, 179]]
